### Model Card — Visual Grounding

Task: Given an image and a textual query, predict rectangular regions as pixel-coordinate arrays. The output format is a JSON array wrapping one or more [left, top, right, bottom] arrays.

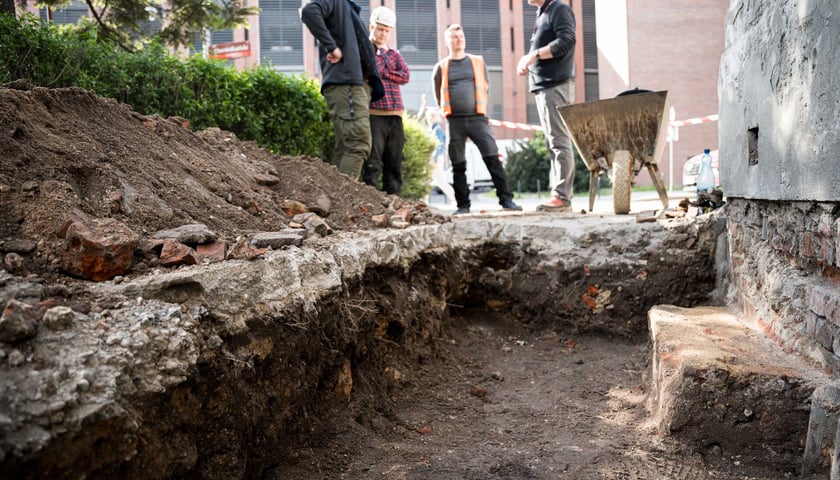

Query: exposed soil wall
[[1, 214, 722, 479]]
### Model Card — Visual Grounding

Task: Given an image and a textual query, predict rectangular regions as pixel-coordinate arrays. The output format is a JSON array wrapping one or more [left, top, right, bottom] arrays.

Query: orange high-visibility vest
[[439, 54, 488, 117]]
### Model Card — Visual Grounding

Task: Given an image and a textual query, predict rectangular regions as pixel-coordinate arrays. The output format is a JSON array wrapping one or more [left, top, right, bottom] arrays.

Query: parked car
[[682, 149, 720, 191]]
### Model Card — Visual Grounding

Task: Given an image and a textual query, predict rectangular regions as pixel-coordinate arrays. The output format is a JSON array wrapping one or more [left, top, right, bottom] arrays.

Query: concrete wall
[[719, 0, 840, 201], [721, 0, 840, 374]]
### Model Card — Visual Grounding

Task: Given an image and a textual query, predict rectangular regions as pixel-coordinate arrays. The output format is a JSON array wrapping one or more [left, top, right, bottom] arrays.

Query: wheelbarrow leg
[[646, 163, 669, 209], [588, 170, 599, 212]]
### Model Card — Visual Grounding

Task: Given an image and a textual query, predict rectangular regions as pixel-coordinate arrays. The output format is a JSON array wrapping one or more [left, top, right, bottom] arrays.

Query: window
[[395, 0, 439, 65], [40, 0, 89, 26], [191, 30, 234, 58], [522, 0, 538, 124], [461, 0, 502, 66], [260, 0, 304, 66], [582, 0, 599, 100]]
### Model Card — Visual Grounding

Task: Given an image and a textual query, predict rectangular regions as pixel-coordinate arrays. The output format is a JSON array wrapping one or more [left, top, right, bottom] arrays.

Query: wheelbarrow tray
[[557, 90, 670, 213]]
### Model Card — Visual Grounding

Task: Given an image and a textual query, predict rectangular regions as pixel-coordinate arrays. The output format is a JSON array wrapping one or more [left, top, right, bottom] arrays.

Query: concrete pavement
[[425, 188, 697, 217]]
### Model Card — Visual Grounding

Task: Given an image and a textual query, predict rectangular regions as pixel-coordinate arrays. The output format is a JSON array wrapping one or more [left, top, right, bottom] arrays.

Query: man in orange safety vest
[[432, 24, 521, 215]]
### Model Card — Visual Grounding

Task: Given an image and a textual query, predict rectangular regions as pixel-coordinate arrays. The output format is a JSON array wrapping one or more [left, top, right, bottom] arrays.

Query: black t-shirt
[[433, 56, 488, 116]]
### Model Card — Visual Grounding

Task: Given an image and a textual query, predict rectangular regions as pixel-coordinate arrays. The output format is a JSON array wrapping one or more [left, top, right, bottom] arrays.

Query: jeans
[[535, 80, 575, 202]]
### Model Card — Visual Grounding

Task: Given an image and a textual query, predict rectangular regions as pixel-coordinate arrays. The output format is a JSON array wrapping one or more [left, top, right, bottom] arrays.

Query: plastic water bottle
[[696, 149, 715, 193], [696, 149, 715, 213]]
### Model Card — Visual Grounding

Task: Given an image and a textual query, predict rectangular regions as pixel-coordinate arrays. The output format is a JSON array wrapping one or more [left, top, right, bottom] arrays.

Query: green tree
[[36, 0, 258, 51], [504, 132, 550, 193]]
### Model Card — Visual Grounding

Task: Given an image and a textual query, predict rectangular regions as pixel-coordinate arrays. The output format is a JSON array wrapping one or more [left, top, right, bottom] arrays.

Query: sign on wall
[[209, 41, 251, 60]]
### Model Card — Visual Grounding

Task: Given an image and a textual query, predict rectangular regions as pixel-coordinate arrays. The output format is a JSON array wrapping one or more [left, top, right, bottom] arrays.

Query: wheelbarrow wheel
[[612, 150, 633, 214]]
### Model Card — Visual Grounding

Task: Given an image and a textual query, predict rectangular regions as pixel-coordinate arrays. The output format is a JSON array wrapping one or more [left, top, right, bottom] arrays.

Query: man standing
[[300, 0, 384, 180], [432, 24, 521, 215], [362, 6, 410, 195], [517, 0, 576, 212]]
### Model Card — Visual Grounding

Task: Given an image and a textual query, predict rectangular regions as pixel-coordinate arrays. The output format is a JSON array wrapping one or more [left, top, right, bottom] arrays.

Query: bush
[[233, 67, 332, 157], [0, 14, 331, 159], [399, 116, 435, 201], [504, 131, 609, 195], [504, 132, 550, 193], [0, 14, 86, 86]]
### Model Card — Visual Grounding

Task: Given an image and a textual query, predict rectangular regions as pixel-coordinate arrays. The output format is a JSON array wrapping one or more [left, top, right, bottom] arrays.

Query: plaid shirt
[[370, 46, 409, 112]]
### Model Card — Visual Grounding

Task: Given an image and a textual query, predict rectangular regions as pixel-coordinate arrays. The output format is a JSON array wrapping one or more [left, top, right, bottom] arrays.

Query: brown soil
[[0, 85, 797, 479], [269, 307, 795, 480], [0, 83, 443, 281]]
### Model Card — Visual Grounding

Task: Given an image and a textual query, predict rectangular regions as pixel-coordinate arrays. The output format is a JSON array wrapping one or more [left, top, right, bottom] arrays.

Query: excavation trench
[[7, 212, 797, 480]]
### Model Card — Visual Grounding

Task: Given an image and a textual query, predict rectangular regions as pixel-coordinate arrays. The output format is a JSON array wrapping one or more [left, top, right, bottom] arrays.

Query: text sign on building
[[209, 41, 251, 60]]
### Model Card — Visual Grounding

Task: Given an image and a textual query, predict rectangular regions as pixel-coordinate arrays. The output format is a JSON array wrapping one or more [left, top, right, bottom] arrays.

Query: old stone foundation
[[0, 210, 831, 478]]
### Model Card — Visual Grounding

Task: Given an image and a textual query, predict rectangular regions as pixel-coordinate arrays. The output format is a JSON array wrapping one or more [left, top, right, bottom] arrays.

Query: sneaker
[[501, 199, 523, 211], [536, 197, 572, 213], [453, 207, 470, 215]]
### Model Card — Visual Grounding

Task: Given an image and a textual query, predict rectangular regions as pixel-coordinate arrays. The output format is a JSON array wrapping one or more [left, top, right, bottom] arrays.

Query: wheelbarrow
[[557, 90, 671, 214]]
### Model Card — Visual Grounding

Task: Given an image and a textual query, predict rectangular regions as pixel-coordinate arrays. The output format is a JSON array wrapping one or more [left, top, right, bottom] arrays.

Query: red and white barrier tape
[[487, 113, 719, 131], [669, 114, 718, 127], [488, 118, 543, 131]]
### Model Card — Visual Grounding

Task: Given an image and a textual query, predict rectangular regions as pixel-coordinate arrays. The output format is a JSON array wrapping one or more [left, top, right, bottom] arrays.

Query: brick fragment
[[60, 218, 139, 281], [159, 239, 198, 267]]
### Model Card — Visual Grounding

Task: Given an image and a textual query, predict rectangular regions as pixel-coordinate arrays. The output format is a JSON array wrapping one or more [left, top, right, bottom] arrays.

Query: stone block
[[195, 241, 226, 264], [251, 231, 304, 249], [0, 299, 38, 342], [159, 239, 198, 267], [648, 305, 826, 459]]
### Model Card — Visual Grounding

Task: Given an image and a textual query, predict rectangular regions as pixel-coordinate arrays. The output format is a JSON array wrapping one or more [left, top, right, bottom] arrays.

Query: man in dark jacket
[[300, 0, 384, 180], [517, 0, 576, 212]]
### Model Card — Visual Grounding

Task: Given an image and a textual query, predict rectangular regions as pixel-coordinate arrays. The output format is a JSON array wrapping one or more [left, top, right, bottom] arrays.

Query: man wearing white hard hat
[[362, 6, 410, 195]]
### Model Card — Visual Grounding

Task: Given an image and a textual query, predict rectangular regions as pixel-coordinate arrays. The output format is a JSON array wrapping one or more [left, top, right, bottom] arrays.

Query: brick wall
[[727, 198, 840, 373]]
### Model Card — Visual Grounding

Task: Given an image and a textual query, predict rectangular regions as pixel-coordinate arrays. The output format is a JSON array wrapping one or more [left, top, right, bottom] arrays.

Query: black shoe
[[501, 199, 522, 211], [453, 207, 470, 215]]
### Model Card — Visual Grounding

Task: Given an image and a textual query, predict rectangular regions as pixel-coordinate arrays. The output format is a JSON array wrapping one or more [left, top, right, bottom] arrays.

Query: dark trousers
[[363, 115, 405, 195], [447, 115, 513, 209]]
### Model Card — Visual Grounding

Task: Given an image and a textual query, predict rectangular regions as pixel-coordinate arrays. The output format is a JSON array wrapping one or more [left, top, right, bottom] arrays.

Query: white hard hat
[[370, 6, 396, 28]]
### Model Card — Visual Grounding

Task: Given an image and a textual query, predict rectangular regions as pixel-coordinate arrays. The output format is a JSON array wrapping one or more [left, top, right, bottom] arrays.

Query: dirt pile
[[0, 83, 443, 280]]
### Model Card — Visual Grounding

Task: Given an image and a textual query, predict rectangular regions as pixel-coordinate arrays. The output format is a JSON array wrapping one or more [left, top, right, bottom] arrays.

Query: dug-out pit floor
[[271, 308, 796, 480]]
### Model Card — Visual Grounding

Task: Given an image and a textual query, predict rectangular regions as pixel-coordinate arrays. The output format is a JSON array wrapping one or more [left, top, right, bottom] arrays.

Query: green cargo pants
[[323, 84, 372, 180]]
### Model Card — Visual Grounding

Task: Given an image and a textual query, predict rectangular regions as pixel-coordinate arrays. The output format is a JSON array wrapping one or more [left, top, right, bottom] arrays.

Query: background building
[[29, 0, 726, 188], [594, 0, 726, 188]]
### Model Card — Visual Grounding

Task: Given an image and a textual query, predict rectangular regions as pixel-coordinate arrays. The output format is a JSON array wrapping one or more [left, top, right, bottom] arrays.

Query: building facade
[[26, 0, 727, 187], [594, 0, 727, 188]]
